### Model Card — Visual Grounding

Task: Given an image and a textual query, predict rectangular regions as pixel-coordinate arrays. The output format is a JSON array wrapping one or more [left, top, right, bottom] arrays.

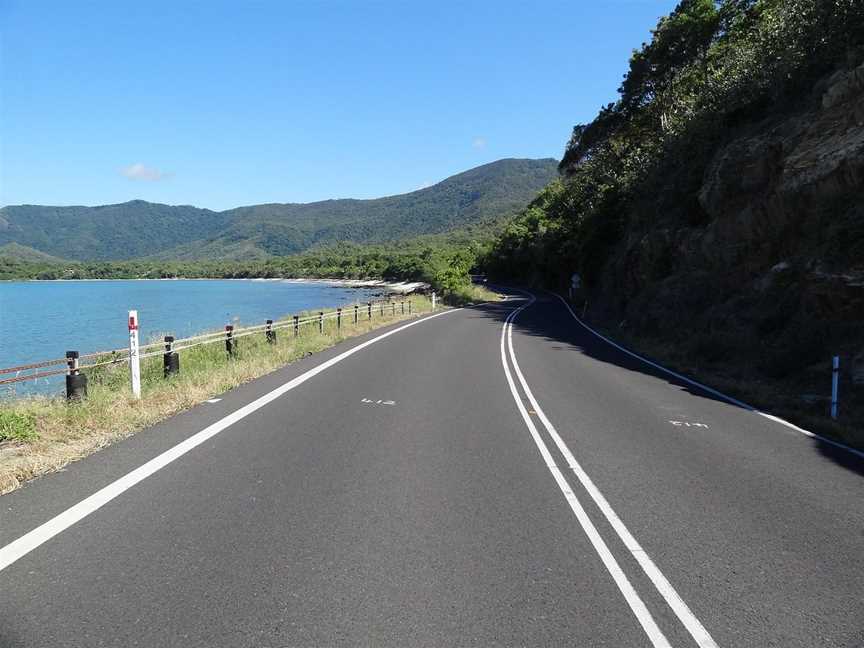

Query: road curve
[[0, 288, 861, 647]]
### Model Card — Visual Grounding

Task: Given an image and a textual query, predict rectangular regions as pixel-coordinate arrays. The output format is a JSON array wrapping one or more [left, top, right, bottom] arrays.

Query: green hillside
[[0, 243, 66, 264], [0, 158, 557, 261]]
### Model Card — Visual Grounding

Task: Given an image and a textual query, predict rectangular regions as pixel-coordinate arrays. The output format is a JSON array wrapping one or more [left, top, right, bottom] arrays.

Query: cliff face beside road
[[603, 59, 864, 385]]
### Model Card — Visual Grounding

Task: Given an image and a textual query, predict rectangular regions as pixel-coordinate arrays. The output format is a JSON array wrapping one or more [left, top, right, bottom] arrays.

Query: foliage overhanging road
[[0, 289, 861, 647]]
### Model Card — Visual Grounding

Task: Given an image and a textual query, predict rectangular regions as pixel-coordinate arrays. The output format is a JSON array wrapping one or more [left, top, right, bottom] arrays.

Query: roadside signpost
[[570, 272, 581, 300], [128, 310, 141, 399]]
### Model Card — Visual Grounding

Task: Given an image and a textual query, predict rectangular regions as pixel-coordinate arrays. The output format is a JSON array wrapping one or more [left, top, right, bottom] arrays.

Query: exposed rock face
[[599, 61, 864, 379]]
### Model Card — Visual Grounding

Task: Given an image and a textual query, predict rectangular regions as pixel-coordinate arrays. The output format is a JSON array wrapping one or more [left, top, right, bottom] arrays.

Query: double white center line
[[499, 294, 719, 648]]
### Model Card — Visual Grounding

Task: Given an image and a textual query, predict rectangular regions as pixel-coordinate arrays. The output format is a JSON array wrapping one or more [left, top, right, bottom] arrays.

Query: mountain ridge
[[0, 158, 557, 262]]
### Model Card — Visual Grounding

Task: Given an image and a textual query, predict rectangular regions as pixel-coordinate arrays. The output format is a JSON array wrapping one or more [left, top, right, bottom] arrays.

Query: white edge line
[[507, 298, 719, 648], [552, 292, 864, 461], [499, 298, 672, 648], [0, 307, 460, 573]]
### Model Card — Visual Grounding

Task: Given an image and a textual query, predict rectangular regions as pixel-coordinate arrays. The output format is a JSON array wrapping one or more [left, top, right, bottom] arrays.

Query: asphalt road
[[1, 288, 862, 647]]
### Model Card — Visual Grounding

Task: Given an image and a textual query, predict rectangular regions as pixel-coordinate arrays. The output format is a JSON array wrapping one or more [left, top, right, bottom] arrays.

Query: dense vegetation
[[0, 238, 490, 299], [0, 158, 556, 261], [484, 0, 864, 287]]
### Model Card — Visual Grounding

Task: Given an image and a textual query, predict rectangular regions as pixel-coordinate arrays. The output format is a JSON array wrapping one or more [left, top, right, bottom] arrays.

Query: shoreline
[[2, 276, 430, 293]]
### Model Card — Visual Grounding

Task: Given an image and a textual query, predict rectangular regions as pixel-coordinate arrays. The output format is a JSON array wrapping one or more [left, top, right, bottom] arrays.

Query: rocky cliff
[[597, 60, 864, 402]]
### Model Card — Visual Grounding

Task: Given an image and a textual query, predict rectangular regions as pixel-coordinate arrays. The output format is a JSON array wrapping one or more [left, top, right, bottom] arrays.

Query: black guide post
[[293, 315, 299, 337], [163, 336, 180, 377], [65, 351, 87, 401], [408, 300, 412, 314], [337, 308, 342, 330], [225, 325, 235, 357], [318, 312, 324, 334], [368, 302, 372, 320], [392, 302, 396, 316], [354, 304, 359, 324], [266, 319, 276, 344]]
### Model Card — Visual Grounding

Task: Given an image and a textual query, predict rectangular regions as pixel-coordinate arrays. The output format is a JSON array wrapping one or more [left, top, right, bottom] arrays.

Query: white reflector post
[[128, 310, 141, 399]]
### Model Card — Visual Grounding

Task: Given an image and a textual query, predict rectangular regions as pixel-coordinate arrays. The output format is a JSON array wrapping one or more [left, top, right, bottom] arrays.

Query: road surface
[[1, 289, 862, 647]]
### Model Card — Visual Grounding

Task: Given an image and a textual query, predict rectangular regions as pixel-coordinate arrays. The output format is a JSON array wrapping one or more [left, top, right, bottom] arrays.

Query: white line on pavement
[[0, 308, 460, 573], [507, 296, 720, 648], [552, 293, 864, 461], [499, 296, 673, 648]]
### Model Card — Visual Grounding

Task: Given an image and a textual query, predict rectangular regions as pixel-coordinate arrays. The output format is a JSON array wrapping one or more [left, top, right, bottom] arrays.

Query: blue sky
[[0, 1, 676, 210]]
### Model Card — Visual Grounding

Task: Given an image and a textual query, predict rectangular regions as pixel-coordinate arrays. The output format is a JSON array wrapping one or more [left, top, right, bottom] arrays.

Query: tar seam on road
[[0, 307, 461, 574], [499, 295, 674, 648], [551, 292, 864, 461], [507, 292, 720, 648]]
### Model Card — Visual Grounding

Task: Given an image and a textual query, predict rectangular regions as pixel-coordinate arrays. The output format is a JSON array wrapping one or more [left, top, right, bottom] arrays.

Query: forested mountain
[[0, 158, 557, 261]]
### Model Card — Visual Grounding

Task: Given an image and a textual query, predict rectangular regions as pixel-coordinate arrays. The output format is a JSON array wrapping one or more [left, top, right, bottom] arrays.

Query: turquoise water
[[0, 279, 382, 395]]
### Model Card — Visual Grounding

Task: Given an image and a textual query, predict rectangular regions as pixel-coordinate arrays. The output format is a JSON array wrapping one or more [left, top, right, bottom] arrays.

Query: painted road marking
[[361, 398, 396, 406], [505, 296, 720, 648], [0, 307, 461, 574], [206, 398, 222, 403], [669, 420, 709, 428], [553, 293, 864, 461], [499, 298, 673, 648]]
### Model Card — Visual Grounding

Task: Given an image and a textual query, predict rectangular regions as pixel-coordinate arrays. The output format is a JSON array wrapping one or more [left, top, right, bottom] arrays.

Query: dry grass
[[448, 282, 505, 305], [0, 295, 435, 495]]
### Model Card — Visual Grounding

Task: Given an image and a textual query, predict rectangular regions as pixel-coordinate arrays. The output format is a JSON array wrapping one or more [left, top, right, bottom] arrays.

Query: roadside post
[[128, 310, 141, 399], [265, 319, 276, 344], [354, 304, 359, 324], [408, 300, 412, 314], [570, 272, 581, 301], [293, 315, 299, 337], [225, 325, 235, 357], [392, 302, 396, 316], [319, 312, 324, 334], [401, 301, 405, 314], [431, 292, 436, 310], [65, 351, 87, 401], [337, 308, 342, 331], [368, 302, 372, 320], [831, 356, 840, 419], [163, 336, 179, 377]]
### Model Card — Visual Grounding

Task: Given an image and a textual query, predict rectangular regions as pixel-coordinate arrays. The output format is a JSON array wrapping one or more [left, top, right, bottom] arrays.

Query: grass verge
[[0, 294, 436, 495], [446, 282, 505, 306]]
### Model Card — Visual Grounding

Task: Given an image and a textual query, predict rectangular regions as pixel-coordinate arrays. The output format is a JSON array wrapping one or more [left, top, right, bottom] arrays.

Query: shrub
[[0, 410, 38, 442]]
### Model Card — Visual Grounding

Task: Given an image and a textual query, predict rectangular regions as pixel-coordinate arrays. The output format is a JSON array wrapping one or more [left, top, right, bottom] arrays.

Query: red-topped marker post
[[128, 310, 141, 399]]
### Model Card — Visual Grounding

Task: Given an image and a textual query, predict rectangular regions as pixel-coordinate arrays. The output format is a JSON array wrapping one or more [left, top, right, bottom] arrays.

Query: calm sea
[[0, 279, 382, 396]]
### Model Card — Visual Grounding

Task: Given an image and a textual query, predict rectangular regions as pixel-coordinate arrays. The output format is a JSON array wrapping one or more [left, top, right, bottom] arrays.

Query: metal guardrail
[[0, 295, 434, 394]]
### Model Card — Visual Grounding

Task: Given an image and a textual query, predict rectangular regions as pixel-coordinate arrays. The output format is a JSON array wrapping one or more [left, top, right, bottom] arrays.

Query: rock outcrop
[[599, 60, 864, 380]]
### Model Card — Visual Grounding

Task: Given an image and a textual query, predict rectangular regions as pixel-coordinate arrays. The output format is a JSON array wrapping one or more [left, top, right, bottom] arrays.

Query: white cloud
[[120, 163, 169, 182], [472, 137, 487, 149]]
